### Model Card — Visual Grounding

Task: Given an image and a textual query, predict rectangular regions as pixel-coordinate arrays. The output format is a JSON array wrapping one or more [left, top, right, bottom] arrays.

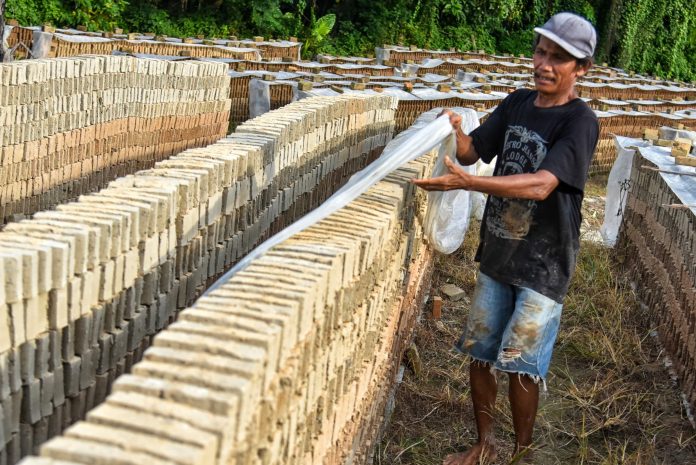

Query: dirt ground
[[378, 175, 696, 465]]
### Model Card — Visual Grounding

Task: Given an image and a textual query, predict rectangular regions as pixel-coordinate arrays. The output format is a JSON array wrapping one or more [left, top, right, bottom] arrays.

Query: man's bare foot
[[442, 443, 497, 465]]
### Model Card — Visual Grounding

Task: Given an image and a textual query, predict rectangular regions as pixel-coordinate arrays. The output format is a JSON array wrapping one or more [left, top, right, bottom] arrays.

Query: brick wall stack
[[616, 153, 696, 411], [0, 94, 398, 464], [16, 105, 437, 465], [31, 31, 261, 61], [592, 113, 696, 173], [0, 56, 231, 225]]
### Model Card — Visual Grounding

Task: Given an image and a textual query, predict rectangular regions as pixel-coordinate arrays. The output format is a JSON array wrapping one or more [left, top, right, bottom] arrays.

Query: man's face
[[533, 36, 588, 97]]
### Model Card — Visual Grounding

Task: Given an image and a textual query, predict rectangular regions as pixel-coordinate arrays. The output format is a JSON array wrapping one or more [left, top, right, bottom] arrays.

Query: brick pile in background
[[18, 111, 437, 465], [0, 55, 231, 225], [0, 94, 398, 464], [593, 113, 696, 173], [616, 153, 696, 412]]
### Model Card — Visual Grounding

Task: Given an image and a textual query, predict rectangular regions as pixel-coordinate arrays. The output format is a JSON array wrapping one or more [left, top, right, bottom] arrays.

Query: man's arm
[[412, 156, 560, 201]]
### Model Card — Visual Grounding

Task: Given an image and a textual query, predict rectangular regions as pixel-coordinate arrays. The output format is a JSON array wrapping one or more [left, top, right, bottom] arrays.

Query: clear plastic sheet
[[32, 31, 54, 58], [248, 79, 299, 118], [422, 109, 480, 253], [204, 111, 456, 296]]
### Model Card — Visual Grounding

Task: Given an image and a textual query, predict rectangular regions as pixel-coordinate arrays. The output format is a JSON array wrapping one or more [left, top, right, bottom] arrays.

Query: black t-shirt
[[470, 88, 599, 303]]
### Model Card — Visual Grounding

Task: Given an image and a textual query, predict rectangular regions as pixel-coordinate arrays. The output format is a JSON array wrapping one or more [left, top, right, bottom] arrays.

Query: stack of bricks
[[0, 56, 231, 224], [616, 151, 696, 412], [376, 46, 476, 66], [241, 41, 302, 61], [393, 91, 503, 133], [577, 82, 696, 101], [4, 25, 34, 59], [27, 30, 261, 61], [316, 55, 377, 65], [0, 93, 397, 464], [17, 103, 439, 465], [592, 112, 696, 173], [408, 59, 533, 77], [117, 40, 261, 61], [228, 74, 253, 130]]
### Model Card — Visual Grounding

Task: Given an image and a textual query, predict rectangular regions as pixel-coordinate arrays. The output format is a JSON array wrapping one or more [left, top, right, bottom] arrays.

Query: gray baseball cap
[[534, 12, 596, 59]]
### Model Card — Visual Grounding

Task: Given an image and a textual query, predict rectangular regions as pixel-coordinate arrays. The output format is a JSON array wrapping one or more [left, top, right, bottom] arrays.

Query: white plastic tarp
[[600, 135, 696, 247], [599, 136, 650, 246]]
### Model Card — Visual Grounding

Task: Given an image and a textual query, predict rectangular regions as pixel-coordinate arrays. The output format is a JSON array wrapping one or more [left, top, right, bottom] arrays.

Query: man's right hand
[[438, 108, 462, 132], [438, 108, 480, 166]]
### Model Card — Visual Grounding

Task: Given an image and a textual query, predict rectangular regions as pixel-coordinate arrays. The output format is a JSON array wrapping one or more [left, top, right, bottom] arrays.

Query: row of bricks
[[50, 39, 261, 62], [19, 148, 432, 465], [1, 78, 230, 110], [0, 100, 231, 148], [0, 56, 227, 86], [0, 117, 229, 182], [2, 109, 229, 163], [0, 122, 228, 224], [0, 95, 396, 342], [0, 95, 400, 461], [616, 156, 696, 412]]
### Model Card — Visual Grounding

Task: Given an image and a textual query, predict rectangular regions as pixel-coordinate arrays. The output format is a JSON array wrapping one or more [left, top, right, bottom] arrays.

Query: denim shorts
[[455, 272, 563, 381]]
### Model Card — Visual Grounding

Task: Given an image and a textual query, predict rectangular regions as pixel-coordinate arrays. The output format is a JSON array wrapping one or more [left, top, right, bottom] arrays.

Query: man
[[413, 13, 599, 465]]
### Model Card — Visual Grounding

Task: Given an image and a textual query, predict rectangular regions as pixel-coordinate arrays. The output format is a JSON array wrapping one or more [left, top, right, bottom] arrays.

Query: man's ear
[[575, 61, 591, 77]]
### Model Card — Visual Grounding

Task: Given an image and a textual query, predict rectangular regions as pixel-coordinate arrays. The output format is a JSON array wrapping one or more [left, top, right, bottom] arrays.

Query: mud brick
[[131, 276, 144, 315], [72, 315, 91, 356], [118, 288, 131, 326], [5, 390, 21, 437], [127, 309, 148, 352], [61, 398, 71, 430], [52, 365, 64, 409], [60, 324, 75, 361], [0, 353, 10, 401], [70, 390, 87, 422], [62, 357, 81, 398], [32, 418, 48, 454], [19, 423, 32, 458], [21, 379, 41, 424], [0, 403, 5, 447], [96, 334, 112, 375], [159, 259, 174, 293], [47, 403, 62, 439], [140, 270, 158, 306], [110, 327, 128, 370], [84, 383, 96, 413], [5, 433, 19, 465], [156, 293, 171, 331], [124, 351, 134, 373], [94, 373, 110, 406], [102, 299, 116, 333], [34, 335, 50, 379], [39, 373, 54, 418], [19, 342, 36, 386], [78, 348, 96, 391], [47, 331, 60, 373]]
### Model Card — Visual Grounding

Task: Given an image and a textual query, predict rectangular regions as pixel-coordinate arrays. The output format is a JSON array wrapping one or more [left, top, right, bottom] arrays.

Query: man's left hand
[[412, 156, 471, 191]]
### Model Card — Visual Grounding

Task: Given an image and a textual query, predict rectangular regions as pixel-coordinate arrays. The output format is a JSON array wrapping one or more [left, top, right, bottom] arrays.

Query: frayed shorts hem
[[453, 347, 547, 388]]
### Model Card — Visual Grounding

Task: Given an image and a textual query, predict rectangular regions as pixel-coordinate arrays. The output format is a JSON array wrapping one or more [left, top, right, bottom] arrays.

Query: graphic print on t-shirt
[[487, 125, 548, 240]]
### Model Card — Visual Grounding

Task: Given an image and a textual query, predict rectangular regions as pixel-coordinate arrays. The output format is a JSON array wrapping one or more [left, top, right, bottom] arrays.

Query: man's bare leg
[[443, 361, 498, 465], [508, 373, 539, 463]]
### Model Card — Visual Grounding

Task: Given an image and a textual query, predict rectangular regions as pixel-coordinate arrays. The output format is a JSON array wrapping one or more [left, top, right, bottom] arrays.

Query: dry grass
[[378, 176, 696, 465]]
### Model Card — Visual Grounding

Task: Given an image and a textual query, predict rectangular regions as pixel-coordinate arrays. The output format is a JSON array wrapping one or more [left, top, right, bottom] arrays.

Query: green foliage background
[[5, 0, 695, 80]]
